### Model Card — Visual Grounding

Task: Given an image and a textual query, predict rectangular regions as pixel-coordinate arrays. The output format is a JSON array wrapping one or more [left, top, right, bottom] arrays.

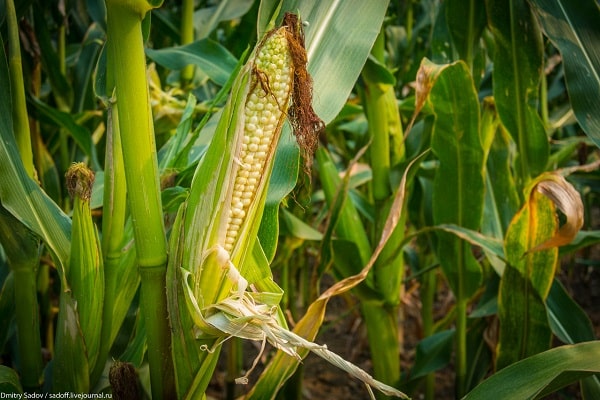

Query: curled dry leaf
[[527, 172, 584, 253]]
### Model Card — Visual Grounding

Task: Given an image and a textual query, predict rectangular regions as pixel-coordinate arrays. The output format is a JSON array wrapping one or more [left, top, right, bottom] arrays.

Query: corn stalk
[[104, 0, 174, 397]]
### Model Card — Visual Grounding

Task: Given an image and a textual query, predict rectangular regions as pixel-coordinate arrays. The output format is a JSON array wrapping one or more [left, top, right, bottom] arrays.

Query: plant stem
[[362, 303, 400, 392], [421, 268, 436, 400], [4, 0, 42, 390], [225, 338, 242, 400], [14, 267, 43, 391], [105, 1, 174, 398], [362, 28, 405, 396], [93, 102, 128, 385], [180, 0, 195, 84], [6, 0, 34, 178], [455, 297, 468, 398], [0, 208, 43, 391], [464, 0, 476, 71]]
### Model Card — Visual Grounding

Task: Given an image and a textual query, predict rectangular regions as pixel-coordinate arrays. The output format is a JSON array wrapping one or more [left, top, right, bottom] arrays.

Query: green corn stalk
[[5, 0, 34, 178], [168, 13, 407, 399], [361, 27, 407, 395], [3, 0, 42, 390], [0, 208, 42, 392], [104, 0, 174, 398], [180, 0, 195, 85]]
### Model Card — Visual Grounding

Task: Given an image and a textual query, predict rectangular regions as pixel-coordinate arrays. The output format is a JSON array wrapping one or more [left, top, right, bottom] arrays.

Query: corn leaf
[[146, 39, 238, 86], [486, 0, 548, 178], [529, 0, 600, 148], [0, 30, 71, 282], [0, 272, 15, 349], [483, 125, 520, 236], [316, 146, 372, 275], [547, 280, 596, 345], [257, 130, 300, 262], [427, 58, 484, 298], [445, 0, 487, 65], [194, 0, 254, 40], [32, 6, 74, 111], [464, 342, 600, 400], [28, 97, 101, 171], [52, 293, 90, 392], [410, 329, 455, 380], [167, 208, 217, 398], [0, 365, 22, 395], [496, 191, 557, 369]]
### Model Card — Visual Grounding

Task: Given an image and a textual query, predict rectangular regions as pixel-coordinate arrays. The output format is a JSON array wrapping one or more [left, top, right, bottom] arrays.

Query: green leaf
[[483, 125, 520, 236], [547, 280, 596, 344], [0, 32, 71, 282], [145, 39, 238, 86], [32, 6, 74, 111], [445, 0, 487, 66], [529, 0, 600, 148], [411, 329, 455, 379], [0, 272, 15, 349], [53, 293, 90, 392], [463, 342, 600, 400], [257, 128, 300, 262], [258, 0, 390, 265], [0, 365, 23, 394], [486, 0, 548, 179], [194, 0, 254, 39], [496, 192, 558, 369], [428, 59, 484, 298], [316, 146, 372, 274], [280, 208, 323, 241], [166, 208, 220, 397], [73, 23, 105, 113], [28, 96, 101, 171]]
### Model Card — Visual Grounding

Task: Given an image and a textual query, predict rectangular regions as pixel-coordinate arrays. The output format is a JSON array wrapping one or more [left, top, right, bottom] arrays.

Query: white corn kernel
[[223, 28, 293, 251]]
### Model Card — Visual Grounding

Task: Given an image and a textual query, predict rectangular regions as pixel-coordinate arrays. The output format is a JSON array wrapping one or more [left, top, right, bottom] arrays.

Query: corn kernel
[[222, 28, 293, 252]]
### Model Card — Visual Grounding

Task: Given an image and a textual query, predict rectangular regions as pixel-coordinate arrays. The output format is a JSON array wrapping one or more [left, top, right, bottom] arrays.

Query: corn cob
[[223, 27, 293, 253]]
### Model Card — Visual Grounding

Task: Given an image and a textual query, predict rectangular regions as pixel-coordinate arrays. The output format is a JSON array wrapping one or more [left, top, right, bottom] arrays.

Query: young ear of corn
[[169, 13, 406, 398], [53, 163, 104, 392]]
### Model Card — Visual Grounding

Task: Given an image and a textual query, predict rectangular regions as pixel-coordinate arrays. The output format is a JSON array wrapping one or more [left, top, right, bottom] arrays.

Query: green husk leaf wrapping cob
[[65, 163, 104, 373], [53, 163, 104, 392], [171, 13, 407, 398]]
